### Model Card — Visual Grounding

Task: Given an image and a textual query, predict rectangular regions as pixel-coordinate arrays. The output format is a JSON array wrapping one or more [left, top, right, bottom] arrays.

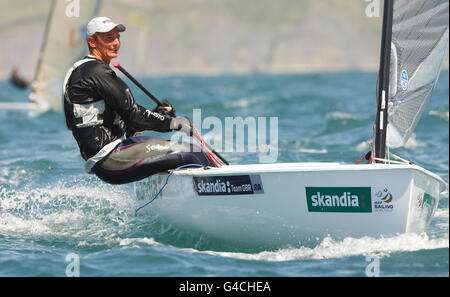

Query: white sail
[[387, 0, 449, 148], [30, 0, 102, 112]]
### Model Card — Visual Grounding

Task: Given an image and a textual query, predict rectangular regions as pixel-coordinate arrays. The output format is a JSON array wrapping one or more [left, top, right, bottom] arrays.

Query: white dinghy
[[134, 0, 448, 248], [135, 163, 445, 248]]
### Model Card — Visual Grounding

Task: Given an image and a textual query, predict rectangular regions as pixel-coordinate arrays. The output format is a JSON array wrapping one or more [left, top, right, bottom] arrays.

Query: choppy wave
[[0, 180, 136, 246], [196, 233, 449, 262], [0, 71, 447, 276], [316, 111, 366, 137], [429, 108, 449, 121], [114, 231, 449, 263]]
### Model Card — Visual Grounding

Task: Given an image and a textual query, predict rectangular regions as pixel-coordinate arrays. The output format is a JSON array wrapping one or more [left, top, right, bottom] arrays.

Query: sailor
[[63, 17, 212, 184], [10, 67, 30, 89]]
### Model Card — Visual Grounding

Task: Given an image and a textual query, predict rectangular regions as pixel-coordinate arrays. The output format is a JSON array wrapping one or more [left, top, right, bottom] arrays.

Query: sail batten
[[384, 0, 449, 148]]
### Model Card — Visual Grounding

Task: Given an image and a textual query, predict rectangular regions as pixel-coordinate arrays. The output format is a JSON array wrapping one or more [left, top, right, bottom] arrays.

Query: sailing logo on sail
[[305, 187, 372, 212], [401, 70, 408, 90], [193, 175, 264, 196], [374, 188, 394, 212]]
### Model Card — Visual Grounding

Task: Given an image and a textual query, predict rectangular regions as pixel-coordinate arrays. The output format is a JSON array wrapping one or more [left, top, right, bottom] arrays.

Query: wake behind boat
[[133, 0, 449, 249]]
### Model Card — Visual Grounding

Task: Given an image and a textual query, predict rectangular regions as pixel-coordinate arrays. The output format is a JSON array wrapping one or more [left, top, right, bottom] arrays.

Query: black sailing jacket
[[64, 57, 172, 160]]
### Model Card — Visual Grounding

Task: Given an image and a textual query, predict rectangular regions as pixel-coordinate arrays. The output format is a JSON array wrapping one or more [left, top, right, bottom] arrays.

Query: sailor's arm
[[97, 66, 173, 132]]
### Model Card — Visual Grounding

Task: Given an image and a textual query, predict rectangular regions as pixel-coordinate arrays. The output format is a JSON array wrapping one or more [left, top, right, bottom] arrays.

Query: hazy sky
[[0, 0, 448, 79]]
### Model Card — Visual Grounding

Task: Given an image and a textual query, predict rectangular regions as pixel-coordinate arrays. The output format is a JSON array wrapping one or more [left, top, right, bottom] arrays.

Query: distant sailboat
[[29, 0, 102, 112]]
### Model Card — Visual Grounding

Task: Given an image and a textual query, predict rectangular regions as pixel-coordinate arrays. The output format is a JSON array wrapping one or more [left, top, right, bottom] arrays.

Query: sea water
[[0, 71, 448, 277]]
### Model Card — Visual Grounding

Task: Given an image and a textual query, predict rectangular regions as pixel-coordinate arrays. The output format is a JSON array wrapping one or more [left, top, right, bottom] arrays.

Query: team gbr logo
[[193, 175, 264, 196]]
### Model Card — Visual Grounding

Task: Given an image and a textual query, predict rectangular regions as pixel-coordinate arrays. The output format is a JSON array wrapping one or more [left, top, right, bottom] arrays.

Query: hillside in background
[[0, 0, 448, 79]]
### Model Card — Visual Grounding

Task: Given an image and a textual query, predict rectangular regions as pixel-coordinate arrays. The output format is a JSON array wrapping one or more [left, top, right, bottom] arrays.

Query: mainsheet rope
[[135, 124, 224, 213], [190, 123, 223, 167], [135, 163, 204, 213]]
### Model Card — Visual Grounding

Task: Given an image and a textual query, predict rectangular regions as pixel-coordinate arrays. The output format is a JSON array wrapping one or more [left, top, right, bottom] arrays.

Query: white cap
[[86, 17, 126, 38]]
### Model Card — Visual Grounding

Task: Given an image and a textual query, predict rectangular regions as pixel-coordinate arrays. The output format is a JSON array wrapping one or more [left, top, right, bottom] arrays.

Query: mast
[[94, 0, 103, 18], [374, 0, 394, 162]]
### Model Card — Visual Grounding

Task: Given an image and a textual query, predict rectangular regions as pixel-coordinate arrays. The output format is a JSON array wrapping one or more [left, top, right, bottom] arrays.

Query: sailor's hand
[[170, 116, 192, 136], [153, 99, 176, 117], [124, 125, 143, 137]]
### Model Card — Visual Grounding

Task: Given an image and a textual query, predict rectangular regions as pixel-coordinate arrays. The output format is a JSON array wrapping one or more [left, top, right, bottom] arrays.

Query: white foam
[[298, 148, 328, 154], [119, 237, 160, 247], [325, 112, 356, 120], [195, 233, 449, 262], [355, 140, 371, 152], [0, 167, 27, 186], [402, 134, 426, 149], [433, 208, 449, 231], [0, 180, 136, 244], [434, 208, 449, 219], [429, 109, 449, 121]]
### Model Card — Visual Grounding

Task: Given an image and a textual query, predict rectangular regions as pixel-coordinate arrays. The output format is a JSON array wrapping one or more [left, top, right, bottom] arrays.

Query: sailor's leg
[[93, 136, 213, 184]]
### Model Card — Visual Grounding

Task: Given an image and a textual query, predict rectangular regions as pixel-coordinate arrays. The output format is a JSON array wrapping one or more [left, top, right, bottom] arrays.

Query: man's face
[[89, 27, 121, 61]]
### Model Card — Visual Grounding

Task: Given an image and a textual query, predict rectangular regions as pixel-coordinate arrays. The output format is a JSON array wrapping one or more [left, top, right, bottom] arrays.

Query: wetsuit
[[63, 56, 211, 184]]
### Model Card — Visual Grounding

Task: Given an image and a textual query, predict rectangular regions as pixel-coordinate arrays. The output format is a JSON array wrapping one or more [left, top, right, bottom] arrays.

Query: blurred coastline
[[0, 0, 448, 80]]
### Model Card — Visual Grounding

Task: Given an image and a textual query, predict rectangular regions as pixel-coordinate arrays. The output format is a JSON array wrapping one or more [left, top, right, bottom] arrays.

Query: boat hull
[[134, 163, 445, 249]]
